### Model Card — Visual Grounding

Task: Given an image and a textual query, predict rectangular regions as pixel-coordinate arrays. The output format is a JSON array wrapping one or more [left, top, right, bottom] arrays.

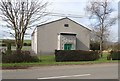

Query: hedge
[[2, 50, 39, 63], [109, 50, 120, 60], [1, 43, 6, 46], [55, 50, 100, 62], [23, 43, 31, 46], [1, 43, 31, 46]]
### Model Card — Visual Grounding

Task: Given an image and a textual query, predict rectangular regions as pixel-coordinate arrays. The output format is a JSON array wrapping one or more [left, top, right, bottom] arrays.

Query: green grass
[[2, 53, 118, 69], [24, 40, 31, 43], [38, 53, 118, 64], [0, 39, 31, 44], [22, 40, 31, 50], [1, 39, 31, 50], [22, 46, 31, 50], [2, 46, 31, 50]]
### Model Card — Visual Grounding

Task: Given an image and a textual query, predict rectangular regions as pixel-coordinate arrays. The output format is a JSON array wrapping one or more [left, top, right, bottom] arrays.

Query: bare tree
[[86, 0, 117, 56], [0, 0, 48, 51]]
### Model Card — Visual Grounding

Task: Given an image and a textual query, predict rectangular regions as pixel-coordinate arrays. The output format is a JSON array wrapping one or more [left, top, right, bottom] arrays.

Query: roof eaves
[[67, 18, 91, 31], [31, 27, 37, 36], [37, 17, 67, 27]]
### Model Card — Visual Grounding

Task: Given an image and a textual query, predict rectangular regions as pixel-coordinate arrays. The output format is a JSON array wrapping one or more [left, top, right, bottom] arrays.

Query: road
[[2, 63, 118, 79]]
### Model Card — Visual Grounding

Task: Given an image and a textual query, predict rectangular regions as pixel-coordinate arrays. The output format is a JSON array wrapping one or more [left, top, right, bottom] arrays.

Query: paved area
[[2, 63, 118, 79]]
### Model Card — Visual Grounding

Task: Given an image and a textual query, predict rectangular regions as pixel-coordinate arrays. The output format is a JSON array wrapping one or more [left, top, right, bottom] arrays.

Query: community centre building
[[31, 17, 91, 54]]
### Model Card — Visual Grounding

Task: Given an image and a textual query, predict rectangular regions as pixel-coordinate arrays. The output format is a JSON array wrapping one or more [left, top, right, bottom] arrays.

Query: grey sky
[[0, 0, 119, 42]]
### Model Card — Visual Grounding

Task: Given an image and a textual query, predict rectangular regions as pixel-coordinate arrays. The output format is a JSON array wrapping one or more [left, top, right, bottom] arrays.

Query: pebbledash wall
[[31, 17, 91, 55], [57, 33, 76, 50]]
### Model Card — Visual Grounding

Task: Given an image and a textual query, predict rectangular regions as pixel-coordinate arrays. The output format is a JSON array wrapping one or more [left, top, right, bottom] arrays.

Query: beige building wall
[[31, 28, 38, 54], [32, 18, 91, 55]]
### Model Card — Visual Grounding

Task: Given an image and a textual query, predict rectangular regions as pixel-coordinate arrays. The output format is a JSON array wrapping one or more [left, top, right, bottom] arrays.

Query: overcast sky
[[0, 0, 119, 42]]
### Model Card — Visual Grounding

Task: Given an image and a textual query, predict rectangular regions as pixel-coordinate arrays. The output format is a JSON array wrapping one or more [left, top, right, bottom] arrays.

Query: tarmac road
[[2, 63, 118, 79]]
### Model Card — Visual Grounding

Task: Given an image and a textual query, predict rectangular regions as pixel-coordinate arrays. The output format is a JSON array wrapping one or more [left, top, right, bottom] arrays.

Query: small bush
[[23, 43, 31, 46], [23, 43, 28, 46], [107, 54, 112, 60], [27, 43, 31, 46], [90, 41, 100, 51], [1, 43, 6, 46], [110, 50, 120, 60], [2, 50, 39, 63], [6, 42, 12, 55], [55, 50, 100, 62]]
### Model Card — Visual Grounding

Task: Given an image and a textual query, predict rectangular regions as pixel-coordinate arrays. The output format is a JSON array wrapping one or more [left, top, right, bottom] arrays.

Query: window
[[64, 24, 69, 27]]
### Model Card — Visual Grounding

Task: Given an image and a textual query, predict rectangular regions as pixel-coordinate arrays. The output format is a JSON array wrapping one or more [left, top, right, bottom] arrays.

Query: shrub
[[110, 50, 120, 60], [2, 50, 39, 63], [2, 39, 16, 46], [23, 43, 31, 46], [90, 41, 100, 51], [27, 43, 31, 46], [55, 50, 100, 62], [1, 43, 6, 46], [6, 42, 12, 54], [107, 54, 112, 60], [24, 43, 28, 46]]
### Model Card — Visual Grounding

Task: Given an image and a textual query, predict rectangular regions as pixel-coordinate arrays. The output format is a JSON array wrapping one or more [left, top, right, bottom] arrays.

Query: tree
[[0, 0, 48, 51], [90, 40, 100, 51], [86, 0, 117, 56]]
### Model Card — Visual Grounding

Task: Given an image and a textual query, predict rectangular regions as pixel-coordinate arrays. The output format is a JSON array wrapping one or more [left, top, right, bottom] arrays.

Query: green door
[[64, 44, 72, 50]]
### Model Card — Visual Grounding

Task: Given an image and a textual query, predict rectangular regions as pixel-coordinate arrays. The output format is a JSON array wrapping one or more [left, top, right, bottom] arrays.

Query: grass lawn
[[2, 53, 118, 69], [24, 40, 31, 43], [0, 39, 31, 50], [1, 46, 31, 51], [22, 46, 31, 50], [38, 53, 118, 65]]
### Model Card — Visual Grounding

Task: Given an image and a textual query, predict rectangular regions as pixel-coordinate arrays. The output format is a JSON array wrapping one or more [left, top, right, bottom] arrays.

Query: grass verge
[[2, 53, 118, 69]]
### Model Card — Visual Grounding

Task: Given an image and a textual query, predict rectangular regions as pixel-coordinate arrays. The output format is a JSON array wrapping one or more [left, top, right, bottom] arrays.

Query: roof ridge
[[37, 17, 68, 27]]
